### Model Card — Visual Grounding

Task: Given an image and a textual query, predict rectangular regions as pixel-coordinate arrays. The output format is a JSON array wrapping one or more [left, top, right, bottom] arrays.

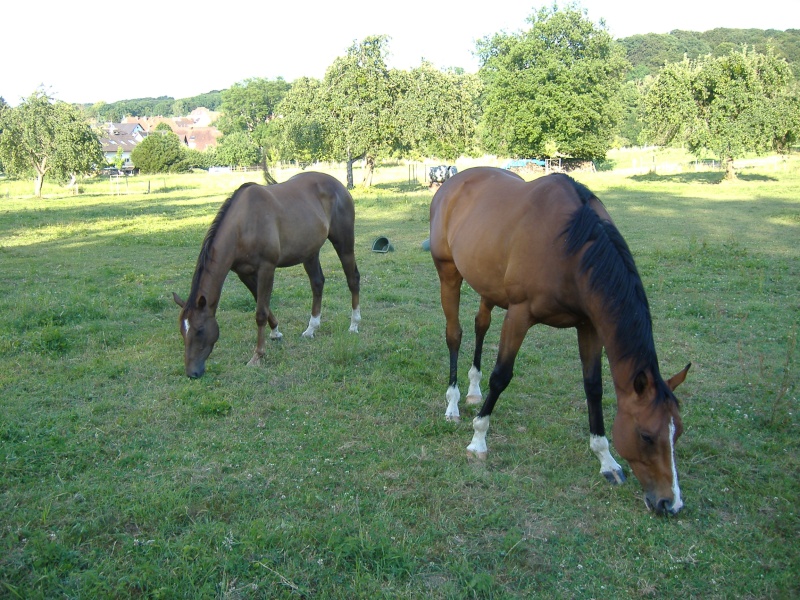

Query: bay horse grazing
[[173, 172, 361, 378], [429, 167, 690, 515]]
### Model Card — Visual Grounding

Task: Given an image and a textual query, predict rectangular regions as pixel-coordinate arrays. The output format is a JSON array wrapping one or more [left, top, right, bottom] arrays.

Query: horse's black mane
[[559, 174, 676, 405], [185, 183, 258, 309]]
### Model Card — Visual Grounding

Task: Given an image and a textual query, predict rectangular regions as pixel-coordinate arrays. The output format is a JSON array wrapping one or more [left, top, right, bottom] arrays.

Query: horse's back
[[430, 167, 591, 316], [228, 173, 352, 268]]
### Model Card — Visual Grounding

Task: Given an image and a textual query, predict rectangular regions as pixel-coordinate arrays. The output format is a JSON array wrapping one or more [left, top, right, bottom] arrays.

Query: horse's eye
[[640, 432, 655, 445]]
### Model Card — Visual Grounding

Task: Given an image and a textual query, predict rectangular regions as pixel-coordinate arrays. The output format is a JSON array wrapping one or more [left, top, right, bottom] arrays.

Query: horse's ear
[[633, 371, 649, 396], [172, 292, 186, 308], [667, 363, 691, 391], [196, 295, 207, 309]]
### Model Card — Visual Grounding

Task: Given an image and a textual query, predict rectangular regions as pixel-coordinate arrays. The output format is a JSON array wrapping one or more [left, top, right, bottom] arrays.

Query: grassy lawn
[[0, 157, 798, 598]]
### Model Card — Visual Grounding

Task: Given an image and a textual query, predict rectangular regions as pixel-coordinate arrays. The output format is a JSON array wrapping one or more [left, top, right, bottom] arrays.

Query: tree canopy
[[320, 35, 394, 188], [0, 91, 103, 196], [477, 4, 630, 160], [130, 131, 190, 174], [392, 63, 482, 161], [642, 47, 799, 178]]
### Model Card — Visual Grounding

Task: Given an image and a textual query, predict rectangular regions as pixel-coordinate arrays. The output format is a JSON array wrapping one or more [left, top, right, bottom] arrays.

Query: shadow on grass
[[630, 171, 779, 184]]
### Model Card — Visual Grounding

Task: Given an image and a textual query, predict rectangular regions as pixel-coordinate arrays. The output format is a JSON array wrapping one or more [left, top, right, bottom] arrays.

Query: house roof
[[99, 123, 146, 154], [173, 126, 223, 151]]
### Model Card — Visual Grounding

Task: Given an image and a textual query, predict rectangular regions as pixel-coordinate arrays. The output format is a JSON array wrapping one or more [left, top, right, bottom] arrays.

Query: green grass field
[[1, 156, 798, 598]]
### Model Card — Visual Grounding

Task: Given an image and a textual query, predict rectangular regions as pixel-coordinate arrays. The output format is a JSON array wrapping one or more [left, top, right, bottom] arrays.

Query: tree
[[477, 4, 629, 160], [392, 63, 482, 161], [130, 130, 189, 173], [217, 78, 291, 184], [320, 35, 394, 188], [642, 47, 800, 179], [274, 77, 329, 167], [0, 90, 103, 197], [216, 131, 260, 168], [217, 78, 291, 136]]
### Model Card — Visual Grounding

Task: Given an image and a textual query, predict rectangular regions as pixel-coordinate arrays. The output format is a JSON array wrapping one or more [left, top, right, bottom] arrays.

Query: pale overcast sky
[[2, 0, 797, 106]]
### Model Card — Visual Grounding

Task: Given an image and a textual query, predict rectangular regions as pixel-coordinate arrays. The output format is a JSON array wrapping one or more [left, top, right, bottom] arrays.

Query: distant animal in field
[[173, 172, 361, 378], [429, 166, 690, 515]]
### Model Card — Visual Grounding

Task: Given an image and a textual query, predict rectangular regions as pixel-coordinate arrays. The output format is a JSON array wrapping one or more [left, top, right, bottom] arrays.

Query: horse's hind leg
[[301, 254, 325, 338], [577, 324, 625, 484], [434, 259, 463, 421], [467, 298, 493, 405], [330, 233, 361, 333]]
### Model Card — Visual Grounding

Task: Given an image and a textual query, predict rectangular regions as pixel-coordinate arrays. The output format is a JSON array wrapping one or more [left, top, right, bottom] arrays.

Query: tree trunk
[[346, 148, 354, 190], [260, 155, 278, 185], [724, 156, 737, 180], [362, 155, 375, 188], [34, 174, 44, 197]]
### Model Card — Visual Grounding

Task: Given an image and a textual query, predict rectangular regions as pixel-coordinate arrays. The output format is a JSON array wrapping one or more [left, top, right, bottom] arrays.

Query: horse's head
[[173, 292, 219, 378], [612, 364, 691, 516]]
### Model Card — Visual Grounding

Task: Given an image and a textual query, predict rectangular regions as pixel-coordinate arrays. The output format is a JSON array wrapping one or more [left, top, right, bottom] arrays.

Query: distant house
[[173, 126, 223, 151], [99, 123, 146, 170], [122, 108, 222, 151]]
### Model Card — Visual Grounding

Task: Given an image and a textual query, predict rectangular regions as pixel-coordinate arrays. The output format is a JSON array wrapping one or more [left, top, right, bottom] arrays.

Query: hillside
[[619, 27, 800, 79]]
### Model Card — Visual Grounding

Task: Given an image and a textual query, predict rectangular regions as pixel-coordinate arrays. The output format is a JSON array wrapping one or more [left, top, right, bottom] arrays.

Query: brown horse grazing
[[429, 167, 690, 515], [173, 172, 361, 379]]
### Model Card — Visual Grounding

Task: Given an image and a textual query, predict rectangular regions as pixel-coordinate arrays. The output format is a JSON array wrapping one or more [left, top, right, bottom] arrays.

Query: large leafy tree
[[392, 63, 482, 161], [320, 35, 394, 188], [216, 131, 260, 168], [217, 77, 291, 183], [642, 47, 799, 179], [477, 4, 629, 160], [0, 91, 103, 197], [130, 130, 189, 173], [216, 78, 291, 136], [274, 77, 328, 167]]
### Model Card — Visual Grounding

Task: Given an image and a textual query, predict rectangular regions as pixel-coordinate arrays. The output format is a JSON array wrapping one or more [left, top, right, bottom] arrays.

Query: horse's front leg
[[467, 298, 493, 405], [435, 260, 463, 422], [577, 325, 625, 484], [302, 255, 325, 338], [468, 305, 531, 459], [248, 267, 278, 366]]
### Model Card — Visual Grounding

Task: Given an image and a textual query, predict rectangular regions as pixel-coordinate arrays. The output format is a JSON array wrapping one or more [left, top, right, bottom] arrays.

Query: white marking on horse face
[[590, 434, 623, 474], [445, 385, 460, 421], [669, 417, 684, 512], [182, 318, 190, 335]]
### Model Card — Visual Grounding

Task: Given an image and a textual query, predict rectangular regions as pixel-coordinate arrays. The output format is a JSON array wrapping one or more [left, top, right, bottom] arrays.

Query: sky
[[2, 0, 798, 107]]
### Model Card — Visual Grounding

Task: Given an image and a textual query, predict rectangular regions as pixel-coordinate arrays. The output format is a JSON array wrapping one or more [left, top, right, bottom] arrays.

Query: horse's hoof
[[349, 325, 359, 333], [445, 414, 460, 423], [602, 468, 626, 485], [466, 394, 482, 405], [467, 449, 488, 461], [246, 357, 262, 367], [270, 331, 283, 341], [301, 331, 315, 339]]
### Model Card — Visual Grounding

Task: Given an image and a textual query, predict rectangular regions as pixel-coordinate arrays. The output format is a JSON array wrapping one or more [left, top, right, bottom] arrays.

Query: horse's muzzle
[[645, 493, 683, 516], [186, 364, 205, 379]]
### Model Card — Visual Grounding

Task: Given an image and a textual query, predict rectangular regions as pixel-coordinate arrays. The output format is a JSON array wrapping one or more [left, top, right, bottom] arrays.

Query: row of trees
[[2, 5, 799, 195]]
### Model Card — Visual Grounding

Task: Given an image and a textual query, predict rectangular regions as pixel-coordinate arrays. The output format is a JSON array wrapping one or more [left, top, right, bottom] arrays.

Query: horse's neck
[[195, 241, 234, 310], [590, 317, 638, 396]]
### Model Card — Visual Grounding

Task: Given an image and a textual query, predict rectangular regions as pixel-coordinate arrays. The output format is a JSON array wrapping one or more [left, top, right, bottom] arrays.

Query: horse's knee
[[255, 307, 269, 327]]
